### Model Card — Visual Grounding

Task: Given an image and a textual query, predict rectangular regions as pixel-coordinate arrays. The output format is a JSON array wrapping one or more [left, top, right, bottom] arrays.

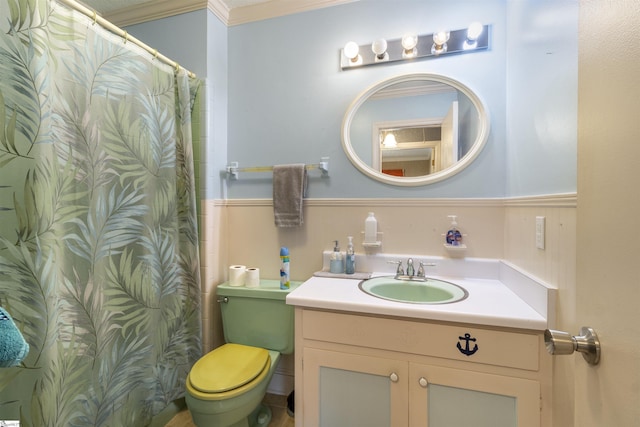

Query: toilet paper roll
[[244, 268, 260, 288], [228, 265, 246, 287]]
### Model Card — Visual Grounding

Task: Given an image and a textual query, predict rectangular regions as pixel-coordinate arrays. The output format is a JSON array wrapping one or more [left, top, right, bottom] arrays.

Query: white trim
[[104, 0, 354, 27], [369, 82, 455, 101], [227, 0, 356, 26], [502, 192, 577, 207], [104, 0, 208, 27], [208, 0, 231, 24], [218, 193, 577, 208]]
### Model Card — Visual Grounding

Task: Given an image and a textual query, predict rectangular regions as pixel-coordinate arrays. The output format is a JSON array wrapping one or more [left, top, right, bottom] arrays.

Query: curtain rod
[[57, 0, 196, 78]]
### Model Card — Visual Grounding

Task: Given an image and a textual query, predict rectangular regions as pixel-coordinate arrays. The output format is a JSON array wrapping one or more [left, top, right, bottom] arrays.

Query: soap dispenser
[[330, 240, 344, 274], [446, 215, 463, 246], [345, 236, 355, 274]]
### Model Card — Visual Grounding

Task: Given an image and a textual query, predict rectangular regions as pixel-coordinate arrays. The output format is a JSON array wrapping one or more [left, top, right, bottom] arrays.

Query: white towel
[[273, 164, 307, 227]]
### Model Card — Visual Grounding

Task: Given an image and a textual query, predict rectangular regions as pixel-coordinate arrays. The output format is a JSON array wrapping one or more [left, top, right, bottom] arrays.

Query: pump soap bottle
[[446, 215, 463, 246], [345, 236, 355, 274], [329, 240, 344, 274]]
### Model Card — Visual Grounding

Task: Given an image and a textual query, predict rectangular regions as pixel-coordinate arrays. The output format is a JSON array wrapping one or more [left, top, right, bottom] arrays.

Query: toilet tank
[[217, 280, 300, 355]]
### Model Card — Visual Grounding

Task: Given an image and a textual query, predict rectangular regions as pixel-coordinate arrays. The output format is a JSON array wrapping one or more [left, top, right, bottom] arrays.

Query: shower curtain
[[0, 0, 202, 425]]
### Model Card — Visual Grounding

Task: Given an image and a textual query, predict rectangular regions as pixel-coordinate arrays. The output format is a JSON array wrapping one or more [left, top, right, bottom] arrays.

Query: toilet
[[185, 281, 297, 427]]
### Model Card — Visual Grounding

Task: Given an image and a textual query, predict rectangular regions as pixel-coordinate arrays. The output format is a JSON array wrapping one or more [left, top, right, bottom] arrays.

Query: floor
[[165, 393, 295, 427]]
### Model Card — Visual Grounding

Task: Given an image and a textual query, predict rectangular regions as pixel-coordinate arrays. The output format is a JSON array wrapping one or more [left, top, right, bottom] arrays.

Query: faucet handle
[[417, 261, 436, 277], [417, 262, 425, 277], [387, 260, 404, 276]]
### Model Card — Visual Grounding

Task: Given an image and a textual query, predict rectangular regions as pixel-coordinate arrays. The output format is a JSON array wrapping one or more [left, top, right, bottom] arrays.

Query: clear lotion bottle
[[345, 236, 355, 274]]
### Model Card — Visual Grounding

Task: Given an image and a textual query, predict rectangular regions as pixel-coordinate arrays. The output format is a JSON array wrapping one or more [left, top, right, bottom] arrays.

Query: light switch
[[536, 216, 545, 250]]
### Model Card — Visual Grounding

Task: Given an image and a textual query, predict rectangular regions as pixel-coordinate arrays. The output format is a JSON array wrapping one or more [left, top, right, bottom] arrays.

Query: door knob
[[544, 327, 600, 365]]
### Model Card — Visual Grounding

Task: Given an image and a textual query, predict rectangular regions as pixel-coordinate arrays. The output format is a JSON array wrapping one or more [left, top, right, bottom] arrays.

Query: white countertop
[[286, 273, 549, 331]]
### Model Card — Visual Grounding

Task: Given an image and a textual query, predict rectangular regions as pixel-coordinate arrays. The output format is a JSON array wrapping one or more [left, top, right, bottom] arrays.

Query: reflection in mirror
[[341, 73, 489, 186], [378, 122, 444, 177]]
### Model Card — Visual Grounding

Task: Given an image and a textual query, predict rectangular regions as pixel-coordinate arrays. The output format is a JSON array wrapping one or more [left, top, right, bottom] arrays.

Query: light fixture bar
[[340, 25, 490, 70]]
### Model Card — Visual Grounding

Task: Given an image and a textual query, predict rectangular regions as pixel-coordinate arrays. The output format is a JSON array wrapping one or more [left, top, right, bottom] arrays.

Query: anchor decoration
[[457, 333, 479, 356]]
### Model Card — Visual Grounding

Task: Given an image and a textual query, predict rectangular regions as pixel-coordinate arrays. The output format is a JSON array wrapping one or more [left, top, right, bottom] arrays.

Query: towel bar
[[225, 157, 329, 180]]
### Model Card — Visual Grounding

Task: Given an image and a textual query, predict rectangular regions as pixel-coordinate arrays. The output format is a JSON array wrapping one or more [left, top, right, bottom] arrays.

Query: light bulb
[[467, 22, 483, 41], [431, 30, 450, 55], [464, 22, 484, 50], [371, 38, 388, 61], [432, 30, 450, 46], [401, 33, 418, 58], [401, 33, 418, 50], [344, 41, 360, 61]]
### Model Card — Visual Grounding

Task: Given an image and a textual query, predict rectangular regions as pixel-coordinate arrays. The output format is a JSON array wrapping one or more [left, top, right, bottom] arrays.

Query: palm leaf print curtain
[[0, 0, 202, 425]]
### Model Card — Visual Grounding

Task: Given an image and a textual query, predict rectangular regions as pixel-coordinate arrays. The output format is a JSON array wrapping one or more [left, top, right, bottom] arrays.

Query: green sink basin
[[359, 276, 468, 304]]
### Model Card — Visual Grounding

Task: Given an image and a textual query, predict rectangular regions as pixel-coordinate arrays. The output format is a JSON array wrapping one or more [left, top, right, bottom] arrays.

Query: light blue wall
[[206, 12, 229, 200], [126, 0, 577, 200], [126, 11, 207, 76], [127, 10, 229, 200], [505, 1, 578, 196], [227, 0, 509, 198]]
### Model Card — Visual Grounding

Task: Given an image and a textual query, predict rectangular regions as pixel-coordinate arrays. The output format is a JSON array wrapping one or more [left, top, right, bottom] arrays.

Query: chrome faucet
[[389, 259, 435, 281], [406, 258, 415, 277]]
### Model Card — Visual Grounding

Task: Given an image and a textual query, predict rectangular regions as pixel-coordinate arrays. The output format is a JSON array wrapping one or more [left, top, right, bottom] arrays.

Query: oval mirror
[[341, 73, 490, 186]]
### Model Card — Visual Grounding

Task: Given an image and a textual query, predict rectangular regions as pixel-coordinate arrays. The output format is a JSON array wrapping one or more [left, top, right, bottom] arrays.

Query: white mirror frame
[[341, 72, 490, 186]]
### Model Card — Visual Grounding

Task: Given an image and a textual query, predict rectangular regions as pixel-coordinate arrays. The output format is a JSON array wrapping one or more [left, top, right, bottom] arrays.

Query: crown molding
[[104, 0, 353, 27], [208, 0, 231, 24], [226, 0, 356, 26], [104, 0, 208, 27]]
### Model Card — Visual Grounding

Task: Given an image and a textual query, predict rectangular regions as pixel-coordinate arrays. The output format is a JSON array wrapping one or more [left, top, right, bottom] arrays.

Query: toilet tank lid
[[217, 280, 301, 301]]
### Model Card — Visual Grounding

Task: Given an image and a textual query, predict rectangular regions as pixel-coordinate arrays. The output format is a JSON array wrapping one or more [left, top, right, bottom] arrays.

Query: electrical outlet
[[536, 216, 545, 250]]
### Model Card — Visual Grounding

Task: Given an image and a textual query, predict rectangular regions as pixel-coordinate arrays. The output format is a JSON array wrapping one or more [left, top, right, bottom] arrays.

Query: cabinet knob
[[389, 372, 399, 382], [418, 377, 428, 388]]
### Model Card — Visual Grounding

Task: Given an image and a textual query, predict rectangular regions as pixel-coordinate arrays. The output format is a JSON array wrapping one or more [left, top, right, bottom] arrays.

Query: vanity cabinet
[[294, 308, 551, 427]]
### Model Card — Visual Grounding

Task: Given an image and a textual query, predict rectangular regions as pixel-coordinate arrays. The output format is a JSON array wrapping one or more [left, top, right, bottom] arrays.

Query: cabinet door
[[303, 347, 409, 427], [409, 364, 540, 427]]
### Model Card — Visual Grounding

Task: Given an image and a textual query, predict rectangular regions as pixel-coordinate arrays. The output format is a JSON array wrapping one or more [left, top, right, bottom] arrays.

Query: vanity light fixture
[[371, 38, 389, 62], [431, 30, 450, 55], [340, 24, 490, 70]]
